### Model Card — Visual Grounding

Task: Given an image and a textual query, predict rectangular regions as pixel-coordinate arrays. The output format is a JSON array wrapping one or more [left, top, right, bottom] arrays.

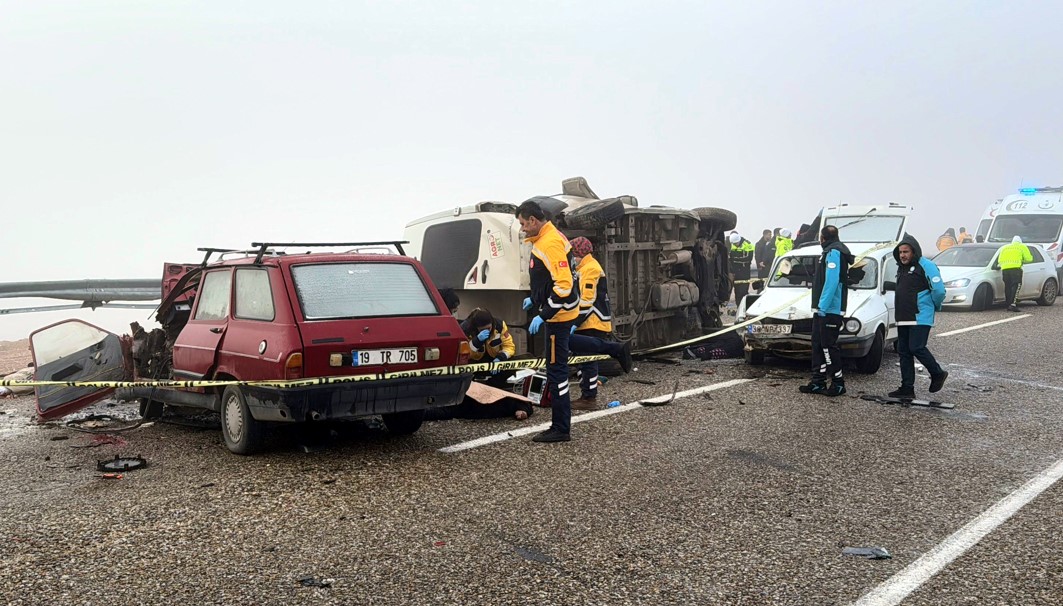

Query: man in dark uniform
[[754, 229, 774, 292], [517, 200, 580, 443], [799, 225, 853, 397]]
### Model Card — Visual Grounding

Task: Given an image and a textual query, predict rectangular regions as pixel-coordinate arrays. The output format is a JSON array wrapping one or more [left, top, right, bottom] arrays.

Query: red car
[[31, 242, 473, 454]]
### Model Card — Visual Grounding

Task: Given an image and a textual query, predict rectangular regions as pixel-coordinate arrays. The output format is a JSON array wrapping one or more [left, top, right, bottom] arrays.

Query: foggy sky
[[2, 0, 1061, 341]]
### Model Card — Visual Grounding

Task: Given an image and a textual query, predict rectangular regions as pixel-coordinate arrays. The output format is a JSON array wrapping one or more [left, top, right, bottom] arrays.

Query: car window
[[420, 219, 483, 288], [976, 218, 992, 239], [825, 216, 905, 242], [292, 262, 439, 320], [768, 256, 877, 289], [1029, 247, 1044, 263], [235, 268, 275, 321], [194, 270, 232, 321], [932, 247, 997, 267], [988, 214, 1063, 243]]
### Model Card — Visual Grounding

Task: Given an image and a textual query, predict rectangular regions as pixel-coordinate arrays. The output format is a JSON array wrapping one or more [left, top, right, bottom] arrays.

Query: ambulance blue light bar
[[1019, 187, 1038, 195]]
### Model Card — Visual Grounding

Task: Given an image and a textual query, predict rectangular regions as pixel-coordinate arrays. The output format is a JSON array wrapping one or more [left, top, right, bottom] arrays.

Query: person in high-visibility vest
[[774, 228, 794, 258], [729, 232, 755, 303], [999, 236, 1034, 311]]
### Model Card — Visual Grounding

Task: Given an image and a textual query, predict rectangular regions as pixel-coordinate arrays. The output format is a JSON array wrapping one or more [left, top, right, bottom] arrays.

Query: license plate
[[352, 348, 418, 366], [748, 324, 792, 335]]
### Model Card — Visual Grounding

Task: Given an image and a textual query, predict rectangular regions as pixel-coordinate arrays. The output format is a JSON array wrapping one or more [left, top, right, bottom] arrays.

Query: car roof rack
[[249, 241, 409, 264], [196, 247, 241, 267]]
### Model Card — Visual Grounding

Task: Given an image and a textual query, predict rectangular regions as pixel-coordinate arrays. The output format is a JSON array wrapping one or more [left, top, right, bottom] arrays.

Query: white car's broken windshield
[[769, 257, 878, 289], [826, 216, 905, 242]]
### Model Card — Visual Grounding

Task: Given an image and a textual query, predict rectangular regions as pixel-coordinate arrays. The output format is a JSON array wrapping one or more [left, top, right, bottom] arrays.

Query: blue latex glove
[[490, 356, 504, 375], [570, 325, 576, 335], [476, 329, 491, 343], [522, 297, 533, 311], [528, 315, 545, 335]]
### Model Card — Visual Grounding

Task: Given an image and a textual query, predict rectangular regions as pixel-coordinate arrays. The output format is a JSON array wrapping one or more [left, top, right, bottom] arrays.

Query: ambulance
[[986, 187, 1063, 281]]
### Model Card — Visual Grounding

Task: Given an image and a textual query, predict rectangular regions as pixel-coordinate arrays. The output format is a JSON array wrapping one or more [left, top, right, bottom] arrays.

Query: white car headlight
[[844, 318, 862, 333], [944, 278, 970, 288]]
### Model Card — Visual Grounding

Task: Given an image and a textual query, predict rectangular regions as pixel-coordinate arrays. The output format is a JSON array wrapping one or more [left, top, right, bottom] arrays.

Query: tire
[[1037, 278, 1058, 306], [563, 198, 628, 229], [971, 283, 991, 312], [220, 386, 265, 455], [744, 349, 766, 365], [138, 398, 164, 420], [381, 409, 425, 435], [854, 329, 884, 374], [692, 207, 738, 231]]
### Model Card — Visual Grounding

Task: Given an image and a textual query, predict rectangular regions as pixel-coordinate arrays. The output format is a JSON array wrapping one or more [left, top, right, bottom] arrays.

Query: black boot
[[618, 341, 634, 374], [888, 386, 915, 399], [798, 382, 827, 395], [532, 429, 571, 443], [929, 371, 948, 393], [824, 381, 846, 397]]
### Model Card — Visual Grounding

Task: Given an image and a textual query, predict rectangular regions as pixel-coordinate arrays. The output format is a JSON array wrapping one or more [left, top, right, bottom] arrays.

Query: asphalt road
[[1, 301, 1061, 605]]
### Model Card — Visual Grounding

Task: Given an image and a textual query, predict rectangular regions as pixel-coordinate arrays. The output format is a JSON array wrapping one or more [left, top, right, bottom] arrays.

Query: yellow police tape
[[0, 355, 612, 390], [2, 241, 898, 390]]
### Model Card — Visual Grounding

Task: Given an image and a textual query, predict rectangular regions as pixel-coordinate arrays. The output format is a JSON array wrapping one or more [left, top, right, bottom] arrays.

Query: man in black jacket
[[889, 235, 948, 399], [799, 226, 853, 397], [754, 230, 774, 291]]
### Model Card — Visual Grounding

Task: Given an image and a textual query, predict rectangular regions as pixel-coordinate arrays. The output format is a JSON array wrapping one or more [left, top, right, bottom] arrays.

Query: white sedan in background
[[934, 244, 1058, 311]]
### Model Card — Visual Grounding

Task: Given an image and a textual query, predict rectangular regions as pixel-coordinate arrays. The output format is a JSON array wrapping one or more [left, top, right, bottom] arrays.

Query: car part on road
[[296, 576, 332, 589], [96, 455, 147, 472], [641, 379, 680, 407], [859, 394, 956, 410], [842, 546, 892, 559]]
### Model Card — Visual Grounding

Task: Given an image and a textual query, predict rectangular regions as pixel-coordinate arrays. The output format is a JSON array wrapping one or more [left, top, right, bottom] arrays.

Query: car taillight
[[457, 341, 471, 365], [285, 353, 303, 380]]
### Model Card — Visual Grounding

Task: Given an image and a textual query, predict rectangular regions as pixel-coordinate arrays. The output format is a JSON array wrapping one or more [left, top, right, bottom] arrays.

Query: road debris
[[842, 546, 892, 559], [96, 455, 147, 472], [296, 576, 332, 588]]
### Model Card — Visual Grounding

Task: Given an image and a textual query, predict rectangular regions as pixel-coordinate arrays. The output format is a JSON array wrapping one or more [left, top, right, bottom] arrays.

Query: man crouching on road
[[799, 225, 853, 397], [889, 235, 948, 399], [517, 199, 579, 443]]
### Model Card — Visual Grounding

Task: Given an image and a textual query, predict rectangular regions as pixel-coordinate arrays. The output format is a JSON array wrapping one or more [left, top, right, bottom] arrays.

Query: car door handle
[[209, 327, 224, 334]]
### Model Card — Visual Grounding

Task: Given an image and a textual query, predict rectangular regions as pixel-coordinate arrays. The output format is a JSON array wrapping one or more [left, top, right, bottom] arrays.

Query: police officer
[[517, 200, 580, 443], [999, 236, 1033, 312], [729, 232, 755, 303], [567, 237, 633, 410], [754, 229, 774, 290], [799, 225, 853, 397], [775, 228, 794, 258]]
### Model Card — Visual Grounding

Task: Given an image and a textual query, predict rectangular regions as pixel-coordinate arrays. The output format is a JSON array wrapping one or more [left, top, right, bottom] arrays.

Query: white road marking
[[852, 456, 1063, 606], [438, 378, 754, 453], [934, 314, 1030, 338]]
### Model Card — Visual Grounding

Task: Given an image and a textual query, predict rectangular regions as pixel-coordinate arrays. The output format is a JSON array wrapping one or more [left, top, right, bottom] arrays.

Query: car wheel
[[220, 386, 264, 455], [692, 207, 738, 231], [562, 198, 627, 229], [138, 397, 164, 420], [854, 329, 884, 374], [744, 349, 766, 365], [971, 283, 991, 312], [1037, 278, 1058, 306], [381, 409, 426, 435]]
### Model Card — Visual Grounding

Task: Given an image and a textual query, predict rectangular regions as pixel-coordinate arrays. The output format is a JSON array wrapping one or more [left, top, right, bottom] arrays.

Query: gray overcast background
[[2, 0, 1061, 342]]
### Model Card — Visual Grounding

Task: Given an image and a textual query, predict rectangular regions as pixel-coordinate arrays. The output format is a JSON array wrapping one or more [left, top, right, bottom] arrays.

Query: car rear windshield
[[769, 256, 877, 289], [291, 262, 439, 320], [988, 215, 1063, 243], [932, 247, 997, 267]]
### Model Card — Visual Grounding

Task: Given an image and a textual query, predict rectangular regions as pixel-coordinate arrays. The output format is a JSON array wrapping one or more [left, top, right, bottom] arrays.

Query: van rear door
[[287, 260, 466, 378]]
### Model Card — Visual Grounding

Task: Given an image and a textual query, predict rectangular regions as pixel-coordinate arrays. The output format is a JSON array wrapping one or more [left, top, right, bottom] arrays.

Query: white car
[[933, 243, 1059, 310], [736, 203, 910, 374]]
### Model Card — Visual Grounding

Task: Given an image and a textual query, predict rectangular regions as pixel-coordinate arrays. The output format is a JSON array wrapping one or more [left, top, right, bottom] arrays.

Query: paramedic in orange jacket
[[517, 199, 579, 443]]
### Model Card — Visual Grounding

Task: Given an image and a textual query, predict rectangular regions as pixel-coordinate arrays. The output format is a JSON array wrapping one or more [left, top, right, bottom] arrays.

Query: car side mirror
[[883, 280, 896, 292]]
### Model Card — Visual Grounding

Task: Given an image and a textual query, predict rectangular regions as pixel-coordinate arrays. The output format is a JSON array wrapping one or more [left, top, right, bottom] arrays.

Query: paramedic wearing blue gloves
[[888, 235, 948, 399], [517, 199, 579, 443], [800, 225, 854, 397]]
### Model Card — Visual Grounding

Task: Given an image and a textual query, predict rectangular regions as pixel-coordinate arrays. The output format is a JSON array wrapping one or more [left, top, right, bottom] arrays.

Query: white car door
[[989, 251, 1007, 303], [1021, 247, 1048, 298]]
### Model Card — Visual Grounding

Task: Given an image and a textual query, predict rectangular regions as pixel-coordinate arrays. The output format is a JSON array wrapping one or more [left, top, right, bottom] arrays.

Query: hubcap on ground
[[224, 394, 244, 443]]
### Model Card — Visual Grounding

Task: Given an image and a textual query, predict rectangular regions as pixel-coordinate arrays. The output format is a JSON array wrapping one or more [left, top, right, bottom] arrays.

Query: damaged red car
[[31, 242, 473, 454]]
